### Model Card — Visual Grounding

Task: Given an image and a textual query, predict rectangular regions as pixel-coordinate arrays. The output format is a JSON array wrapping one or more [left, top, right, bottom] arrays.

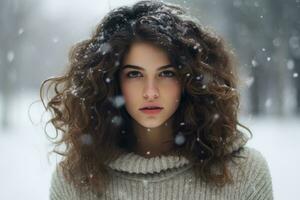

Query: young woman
[[42, 0, 273, 199]]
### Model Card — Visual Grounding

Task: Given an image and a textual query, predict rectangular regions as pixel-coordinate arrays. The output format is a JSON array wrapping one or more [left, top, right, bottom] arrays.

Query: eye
[[126, 71, 142, 78], [125, 70, 176, 79], [160, 70, 176, 77]]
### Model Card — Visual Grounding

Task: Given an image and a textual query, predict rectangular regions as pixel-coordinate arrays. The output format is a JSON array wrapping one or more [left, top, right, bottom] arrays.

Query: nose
[[143, 79, 159, 100]]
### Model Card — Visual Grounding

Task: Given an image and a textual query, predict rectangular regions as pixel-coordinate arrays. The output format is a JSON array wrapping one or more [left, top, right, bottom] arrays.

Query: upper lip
[[139, 103, 164, 110]]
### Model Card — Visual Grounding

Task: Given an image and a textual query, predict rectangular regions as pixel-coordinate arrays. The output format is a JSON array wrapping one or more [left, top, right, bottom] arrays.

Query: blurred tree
[[286, 1, 300, 114], [0, 0, 35, 129], [170, 0, 299, 116], [225, 0, 289, 116]]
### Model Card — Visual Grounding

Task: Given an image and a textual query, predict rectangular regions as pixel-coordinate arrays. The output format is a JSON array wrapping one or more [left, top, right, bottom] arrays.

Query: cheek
[[164, 81, 181, 98], [120, 81, 137, 102]]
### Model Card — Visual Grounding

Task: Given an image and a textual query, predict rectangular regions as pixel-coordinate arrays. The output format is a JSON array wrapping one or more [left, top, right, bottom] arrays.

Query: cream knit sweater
[[49, 146, 273, 200]]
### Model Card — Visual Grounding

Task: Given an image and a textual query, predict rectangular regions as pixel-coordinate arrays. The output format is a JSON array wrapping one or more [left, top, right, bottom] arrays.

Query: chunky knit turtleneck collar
[[106, 152, 190, 174], [106, 133, 249, 175]]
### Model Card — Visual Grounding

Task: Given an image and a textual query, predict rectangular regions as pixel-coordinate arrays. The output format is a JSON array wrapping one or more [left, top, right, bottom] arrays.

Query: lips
[[139, 106, 163, 110], [139, 104, 163, 115], [139, 104, 163, 110], [140, 107, 163, 115]]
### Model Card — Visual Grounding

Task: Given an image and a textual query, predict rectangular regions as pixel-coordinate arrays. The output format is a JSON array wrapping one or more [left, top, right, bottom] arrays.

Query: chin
[[135, 118, 167, 129]]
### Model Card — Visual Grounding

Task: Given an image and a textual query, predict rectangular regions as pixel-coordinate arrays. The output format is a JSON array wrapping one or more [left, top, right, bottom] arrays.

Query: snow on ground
[[240, 115, 300, 200], [0, 91, 299, 200]]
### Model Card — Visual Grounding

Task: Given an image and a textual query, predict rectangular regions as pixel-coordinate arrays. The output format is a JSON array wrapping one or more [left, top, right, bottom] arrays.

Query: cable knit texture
[[49, 146, 273, 200]]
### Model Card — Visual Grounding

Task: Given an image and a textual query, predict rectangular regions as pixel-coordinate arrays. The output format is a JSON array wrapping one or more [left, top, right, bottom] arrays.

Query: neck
[[132, 117, 175, 158]]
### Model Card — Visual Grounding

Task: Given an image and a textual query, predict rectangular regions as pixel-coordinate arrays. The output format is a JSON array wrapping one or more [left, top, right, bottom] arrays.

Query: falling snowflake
[[18, 28, 24, 35], [6, 51, 15, 63], [193, 43, 202, 52], [286, 60, 295, 70], [245, 76, 255, 87], [111, 115, 122, 126], [115, 60, 120, 67], [213, 113, 220, 121], [265, 98, 272, 107], [105, 77, 111, 83], [251, 59, 258, 67], [109, 95, 125, 108], [71, 88, 79, 97], [195, 74, 204, 81], [289, 36, 299, 49], [175, 132, 185, 145]]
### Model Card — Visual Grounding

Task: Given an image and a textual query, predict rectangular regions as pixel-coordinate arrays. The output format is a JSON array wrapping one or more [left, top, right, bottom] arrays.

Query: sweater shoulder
[[49, 165, 68, 199], [50, 164, 105, 200], [49, 164, 78, 200], [235, 146, 270, 167], [231, 146, 274, 200]]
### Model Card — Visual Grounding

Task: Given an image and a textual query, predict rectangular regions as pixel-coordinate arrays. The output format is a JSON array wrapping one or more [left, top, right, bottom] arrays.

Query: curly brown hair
[[40, 0, 252, 195]]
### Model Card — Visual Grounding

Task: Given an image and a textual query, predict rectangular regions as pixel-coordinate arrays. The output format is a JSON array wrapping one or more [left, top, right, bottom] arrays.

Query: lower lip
[[140, 108, 163, 115]]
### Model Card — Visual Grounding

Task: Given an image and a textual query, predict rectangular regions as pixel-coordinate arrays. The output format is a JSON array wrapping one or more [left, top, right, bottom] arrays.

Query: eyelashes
[[125, 70, 176, 79]]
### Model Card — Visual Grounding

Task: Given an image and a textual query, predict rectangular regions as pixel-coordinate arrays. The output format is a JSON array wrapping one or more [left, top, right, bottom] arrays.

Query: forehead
[[121, 42, 172, 70], [121, 64, 175, 71]]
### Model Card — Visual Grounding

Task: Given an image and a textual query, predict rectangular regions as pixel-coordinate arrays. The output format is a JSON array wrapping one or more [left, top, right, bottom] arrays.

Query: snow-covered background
[[1, 0, 300, 199]]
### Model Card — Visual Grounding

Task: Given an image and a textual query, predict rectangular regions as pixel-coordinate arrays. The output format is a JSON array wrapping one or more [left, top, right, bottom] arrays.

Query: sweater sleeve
[[242, 147, 274, 200]]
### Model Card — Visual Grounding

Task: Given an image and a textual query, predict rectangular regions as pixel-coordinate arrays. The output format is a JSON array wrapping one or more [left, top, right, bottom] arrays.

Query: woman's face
[[119, 42, 181, 128]]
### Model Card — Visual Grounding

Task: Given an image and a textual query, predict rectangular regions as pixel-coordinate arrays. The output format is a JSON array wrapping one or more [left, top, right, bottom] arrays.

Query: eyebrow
[[121, 64, 175, 71]]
